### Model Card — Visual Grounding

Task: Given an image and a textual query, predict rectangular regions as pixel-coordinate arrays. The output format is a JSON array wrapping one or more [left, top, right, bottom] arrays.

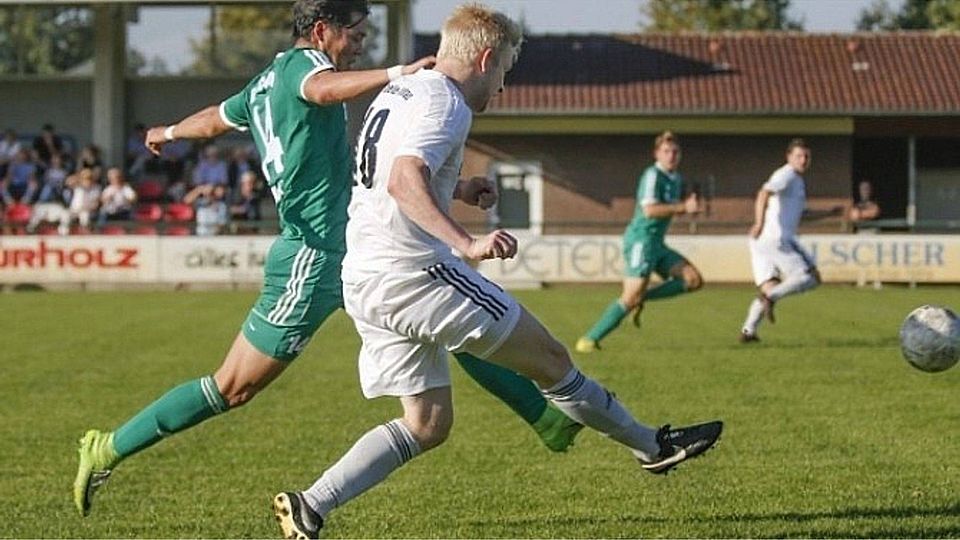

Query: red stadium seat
[[100, 224, 126, 235], [164, 203, 195, 222], [5, 203, 31, 225], [132, 224, 158, 235], [134, 203, 163, 223], [165, 224, 192, 236], [36, 223, 60, 235], [136, 178, 165, 202]]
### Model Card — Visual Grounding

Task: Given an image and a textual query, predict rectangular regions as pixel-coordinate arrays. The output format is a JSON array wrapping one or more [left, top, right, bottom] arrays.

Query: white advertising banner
[[1, 234, 959, 285], [477, 234, 960, 284], [156, 236, 273, 283], [0, 236, 160, 282]]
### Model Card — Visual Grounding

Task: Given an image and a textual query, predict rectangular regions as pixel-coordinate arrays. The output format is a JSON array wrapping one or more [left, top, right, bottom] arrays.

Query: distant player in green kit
[[73, 0, 579, 518], [576, 131, 703, 353]]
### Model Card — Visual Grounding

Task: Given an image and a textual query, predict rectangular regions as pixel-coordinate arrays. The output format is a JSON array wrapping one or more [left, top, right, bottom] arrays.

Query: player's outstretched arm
[[145, 105, 231, 156], [388, 156, 515, 260], [749, 188, 771, 238], [302, 55, 436, 106]]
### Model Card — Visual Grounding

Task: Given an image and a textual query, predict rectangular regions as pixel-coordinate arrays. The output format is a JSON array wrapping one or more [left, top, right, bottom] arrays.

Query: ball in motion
[[899, 305, 960, 373]]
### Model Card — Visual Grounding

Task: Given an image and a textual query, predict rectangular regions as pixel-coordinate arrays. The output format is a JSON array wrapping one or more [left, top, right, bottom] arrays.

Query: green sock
[[585, 300, 628, 342], [644, 278, 687, 301], [454, 353, 546, 425], [112, 376, 229, 458]]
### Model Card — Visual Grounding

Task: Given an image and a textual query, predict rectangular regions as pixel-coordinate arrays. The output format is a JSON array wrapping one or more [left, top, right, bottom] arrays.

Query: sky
[[128, 0, 894, 74], [412, 0, 884, 34]]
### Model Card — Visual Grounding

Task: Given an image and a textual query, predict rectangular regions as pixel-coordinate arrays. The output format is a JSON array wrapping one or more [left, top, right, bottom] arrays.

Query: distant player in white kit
[[272, 4, 722, 537], [740, 138, 821, 342]]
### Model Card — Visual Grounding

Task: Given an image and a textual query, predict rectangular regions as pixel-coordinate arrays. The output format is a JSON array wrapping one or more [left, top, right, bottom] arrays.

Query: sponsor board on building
[[1, 234, 958, 285], [477, 234, 960, 284]]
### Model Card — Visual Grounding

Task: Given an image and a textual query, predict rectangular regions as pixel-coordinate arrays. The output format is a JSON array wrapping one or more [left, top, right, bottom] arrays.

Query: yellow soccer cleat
[[574, 337, 600, 353]]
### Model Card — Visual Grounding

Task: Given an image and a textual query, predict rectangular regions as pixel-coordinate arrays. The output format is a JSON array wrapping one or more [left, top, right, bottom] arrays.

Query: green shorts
[[622, 236, 684, 279], [242, 237, 344, 362]]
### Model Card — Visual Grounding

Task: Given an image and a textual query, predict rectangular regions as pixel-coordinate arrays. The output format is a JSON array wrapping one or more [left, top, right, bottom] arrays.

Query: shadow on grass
[[468, 503, 960, 538]]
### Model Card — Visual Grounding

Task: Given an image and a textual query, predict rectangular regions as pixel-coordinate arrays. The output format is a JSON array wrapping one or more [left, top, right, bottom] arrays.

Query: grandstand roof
[[415, 32, 960, 116]]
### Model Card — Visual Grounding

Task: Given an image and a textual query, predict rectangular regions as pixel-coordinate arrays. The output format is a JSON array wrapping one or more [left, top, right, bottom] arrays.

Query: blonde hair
[[437, 3, 523, 64], [653, 130, 679, 152]]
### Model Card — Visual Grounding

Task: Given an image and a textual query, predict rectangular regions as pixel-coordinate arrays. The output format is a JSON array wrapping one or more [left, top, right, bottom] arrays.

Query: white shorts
[[749, 236, 816, 286], [343, 258, 521, 399]]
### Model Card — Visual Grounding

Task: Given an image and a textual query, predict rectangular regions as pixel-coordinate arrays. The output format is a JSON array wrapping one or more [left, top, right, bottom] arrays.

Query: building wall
[[469, 133, 852, 234], [0, 79, 92, 147]]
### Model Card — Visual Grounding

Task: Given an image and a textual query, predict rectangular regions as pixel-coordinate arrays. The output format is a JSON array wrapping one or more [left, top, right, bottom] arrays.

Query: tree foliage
[[187, 5, 291, 76], [642, 0, 804, 32], [857, 0, 960, 31], [186, 5, 386, 76], [0, 6, 94, 75]]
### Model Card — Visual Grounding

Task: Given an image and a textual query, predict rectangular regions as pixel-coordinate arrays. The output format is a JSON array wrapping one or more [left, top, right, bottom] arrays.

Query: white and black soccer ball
[[899, 305, 960, 373]]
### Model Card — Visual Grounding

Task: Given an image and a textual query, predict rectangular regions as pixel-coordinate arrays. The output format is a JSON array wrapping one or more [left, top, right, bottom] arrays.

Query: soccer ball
[[899, 305, 960, 373]]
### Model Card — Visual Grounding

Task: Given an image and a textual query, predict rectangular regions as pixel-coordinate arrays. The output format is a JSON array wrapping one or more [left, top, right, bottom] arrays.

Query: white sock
[[743, 297, 765, 335], [302, 419, 421, 519], [542, 368, 660, 461], [767, 273, 818, 301]]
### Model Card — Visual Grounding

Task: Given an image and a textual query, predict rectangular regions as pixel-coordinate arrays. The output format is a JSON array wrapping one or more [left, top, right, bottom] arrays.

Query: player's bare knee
[[404, 413, 453, 451], [620, 292, 642, 310], [533, 338, 575, 388], [218, 381, 259, 408], [684, 269, 704, 291]]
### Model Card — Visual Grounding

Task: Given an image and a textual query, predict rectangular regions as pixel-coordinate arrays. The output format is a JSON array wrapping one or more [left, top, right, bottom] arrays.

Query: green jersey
[[624, 164, 682, 243], [221, 47, 352, 252]]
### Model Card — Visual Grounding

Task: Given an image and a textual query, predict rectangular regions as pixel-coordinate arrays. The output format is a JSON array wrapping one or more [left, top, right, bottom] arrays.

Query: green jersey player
[[74, 0, 578, 519], [576, 131, 704, 353]]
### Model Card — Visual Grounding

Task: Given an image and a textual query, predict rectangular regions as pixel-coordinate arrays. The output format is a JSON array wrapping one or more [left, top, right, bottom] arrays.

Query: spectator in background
[[33, 123, 64, 168], [0, 128, 22, 178], [193, 145, 228, 187], [848, 180, 881, 225], [98, 167, 137, 227], [126, 123, 155, 180], [229, 170, 262, 223], [28, 154, 70, 234], [2, 148, 38, 205], [37, 154, 70, 204], [185, 183, 228, 236], [159, 138, 191, 184], [77, 144, 104, 184], [226, 146, 258, 191], [62, 168, 101, 234]]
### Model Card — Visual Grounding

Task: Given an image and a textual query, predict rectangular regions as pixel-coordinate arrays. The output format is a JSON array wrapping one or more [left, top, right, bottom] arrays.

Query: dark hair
[[786, 138, 809, 154], [292, 0, 369, 38]]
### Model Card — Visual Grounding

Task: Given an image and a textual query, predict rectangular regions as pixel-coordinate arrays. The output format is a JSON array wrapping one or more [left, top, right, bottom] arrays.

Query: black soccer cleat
[[739, 330, 760, 344], [273, 492, 323, 539], [639, 420, 723, 475]]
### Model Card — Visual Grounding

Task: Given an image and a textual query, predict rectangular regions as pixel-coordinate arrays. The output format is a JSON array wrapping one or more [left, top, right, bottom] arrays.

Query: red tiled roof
[[415, 32, 960, 115]]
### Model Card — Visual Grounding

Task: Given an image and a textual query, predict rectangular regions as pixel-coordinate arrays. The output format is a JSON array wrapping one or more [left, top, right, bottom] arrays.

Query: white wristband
[[386, 65, 403, 82], [163, 125, 176, 141]]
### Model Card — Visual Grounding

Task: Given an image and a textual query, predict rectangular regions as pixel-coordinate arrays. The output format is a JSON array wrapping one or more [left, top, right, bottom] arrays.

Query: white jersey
[[343, 69, 472, 279], [759, 163, 806, 240]]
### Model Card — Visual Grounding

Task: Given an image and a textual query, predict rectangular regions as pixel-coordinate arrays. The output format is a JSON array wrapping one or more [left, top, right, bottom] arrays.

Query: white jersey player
[[272, 5, 722, 537], [740, 138, 821, 342]]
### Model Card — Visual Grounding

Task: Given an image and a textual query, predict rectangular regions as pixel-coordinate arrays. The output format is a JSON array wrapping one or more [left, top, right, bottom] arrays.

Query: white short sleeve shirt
[[760, 163, 806, 240], [343, 70, 473, 278]]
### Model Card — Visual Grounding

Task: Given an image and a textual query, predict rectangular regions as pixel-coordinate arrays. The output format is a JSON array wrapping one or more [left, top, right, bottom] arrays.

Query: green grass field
[[3, 284, 960, 538]]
